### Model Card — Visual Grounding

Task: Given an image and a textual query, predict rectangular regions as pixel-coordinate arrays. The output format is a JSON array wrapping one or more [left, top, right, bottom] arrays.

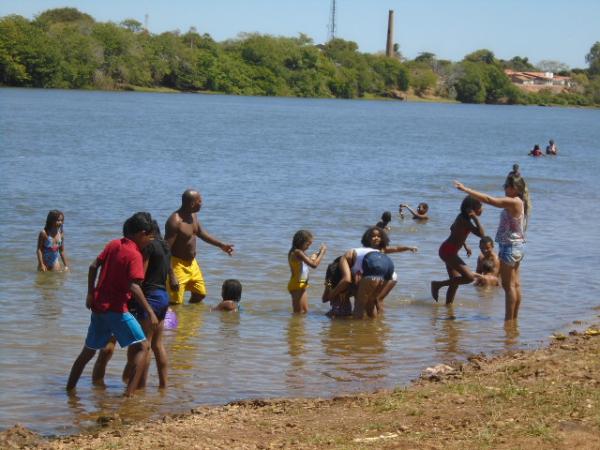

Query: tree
[[586, 41, 600, 76], [454, 62, 486, 103], [120, 19, 143, 33], [503, 56, 536, 71], [464, 49, 496, 65], [36, 8, 94, 26], [537, 60, 569, 73]]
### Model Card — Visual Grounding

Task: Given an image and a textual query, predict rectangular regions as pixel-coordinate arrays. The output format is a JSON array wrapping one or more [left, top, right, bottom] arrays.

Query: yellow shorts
[[287, 279, 309, 293], [168, 256, 206, 304]]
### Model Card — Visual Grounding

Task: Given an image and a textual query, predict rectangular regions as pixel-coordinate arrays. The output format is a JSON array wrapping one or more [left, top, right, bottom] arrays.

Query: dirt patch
[[3, 327, 600, 449]]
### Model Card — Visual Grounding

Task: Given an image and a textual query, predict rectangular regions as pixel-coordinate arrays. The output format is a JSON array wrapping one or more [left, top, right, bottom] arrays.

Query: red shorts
[[439, 241, 460, 261]]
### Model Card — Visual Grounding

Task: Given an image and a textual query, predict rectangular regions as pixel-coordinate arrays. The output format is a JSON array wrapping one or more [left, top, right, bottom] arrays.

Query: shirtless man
[[165, 189, 234, 304]]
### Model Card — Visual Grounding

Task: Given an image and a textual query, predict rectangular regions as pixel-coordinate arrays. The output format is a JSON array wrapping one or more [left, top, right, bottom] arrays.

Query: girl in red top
[[431, 195, 485, 304]]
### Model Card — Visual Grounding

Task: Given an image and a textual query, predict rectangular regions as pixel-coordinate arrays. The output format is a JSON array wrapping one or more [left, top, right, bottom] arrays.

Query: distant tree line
[[1, 8, 599, 106]]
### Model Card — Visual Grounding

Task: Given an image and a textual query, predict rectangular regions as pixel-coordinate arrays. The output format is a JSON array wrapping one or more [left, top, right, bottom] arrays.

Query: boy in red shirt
[[66, 212, 158, 397]]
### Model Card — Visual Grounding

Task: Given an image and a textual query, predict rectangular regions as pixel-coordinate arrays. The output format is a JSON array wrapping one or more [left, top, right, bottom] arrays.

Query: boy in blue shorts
[[66, 212, 158, 397]]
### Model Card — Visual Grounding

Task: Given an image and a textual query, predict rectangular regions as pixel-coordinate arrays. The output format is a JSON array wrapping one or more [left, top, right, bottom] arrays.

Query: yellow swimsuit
[[287, 253, 310, 292]]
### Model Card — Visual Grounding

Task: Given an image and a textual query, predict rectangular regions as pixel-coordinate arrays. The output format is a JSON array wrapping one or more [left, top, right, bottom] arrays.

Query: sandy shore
[[3, 324, 600, 449]]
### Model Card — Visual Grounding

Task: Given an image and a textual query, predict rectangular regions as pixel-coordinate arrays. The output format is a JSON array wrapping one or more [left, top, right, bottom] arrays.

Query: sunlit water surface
[[1, 88, 599, 435]]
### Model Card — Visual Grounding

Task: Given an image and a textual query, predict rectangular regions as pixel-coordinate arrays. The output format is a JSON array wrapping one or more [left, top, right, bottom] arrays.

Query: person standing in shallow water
[[453, 175, 529, 322], [165, 189, 234, 304], [431, 196, 485, 305]]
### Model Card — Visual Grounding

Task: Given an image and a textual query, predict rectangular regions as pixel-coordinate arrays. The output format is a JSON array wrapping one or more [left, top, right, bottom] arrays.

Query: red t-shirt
[[91, 238, 144, 313]]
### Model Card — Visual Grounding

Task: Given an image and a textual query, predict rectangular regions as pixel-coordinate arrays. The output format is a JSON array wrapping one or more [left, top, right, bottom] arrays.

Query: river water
[[1, 88, 599, 435]]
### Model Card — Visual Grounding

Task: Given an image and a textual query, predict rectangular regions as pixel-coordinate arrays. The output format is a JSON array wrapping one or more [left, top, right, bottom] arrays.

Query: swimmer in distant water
[[529, 144, 543, 157], [399, 202, 429, 221], [213, 279, 242, 312], [287, 230, 327, 313], [431, 196, 485, 304], [546, 139, 558, 155], [508, 164, 520, 178], [37, 210, 69, 272], [375, 211, 392, 231], [474, 236, 500, 287]]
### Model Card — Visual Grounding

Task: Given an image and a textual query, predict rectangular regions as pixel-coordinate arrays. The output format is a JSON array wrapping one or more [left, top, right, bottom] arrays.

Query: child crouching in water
[[66, 212, 157, 397], [474, 236, 500, 287], [288, 230, 327, 313], [213, 279, 242, 311]]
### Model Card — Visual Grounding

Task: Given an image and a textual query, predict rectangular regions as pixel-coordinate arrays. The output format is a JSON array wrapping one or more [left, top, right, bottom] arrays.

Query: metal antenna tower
[[144, 14, 149, 31], [328, 0, 337, 41]]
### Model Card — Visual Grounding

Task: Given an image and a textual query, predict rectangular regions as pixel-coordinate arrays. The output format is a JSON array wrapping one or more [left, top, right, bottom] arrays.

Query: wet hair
[[123, 212, 153, 237], [533, 144, 540, 150], [480, 236, 494, 247], [221, 279, 242, 302], [44, 210, 64, 233], [504, 174, 531, 229], [418, 202, 429, 213], [380, 211, 392, 223], [460, 196, 482, 219], [549, 139, 554, 145], [481, 259, 495, 274], [361, 226, 390, 249], [512, 164, 519, 173], [289, 230, 313, 255], [149, 219, 170, 253], [181, 189, 198, 207]]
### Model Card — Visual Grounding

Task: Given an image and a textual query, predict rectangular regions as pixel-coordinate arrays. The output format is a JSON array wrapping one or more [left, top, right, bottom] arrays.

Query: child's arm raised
[[294, 244, 327, 269], [383, 245, 418, 254]]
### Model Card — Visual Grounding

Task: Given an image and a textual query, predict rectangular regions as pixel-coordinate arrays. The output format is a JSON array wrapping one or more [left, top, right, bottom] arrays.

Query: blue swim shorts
[[498, 243, 524, 267], [85, 311, 146, 350], [362, 252, 395, 281], [130, 289, 169, 322]]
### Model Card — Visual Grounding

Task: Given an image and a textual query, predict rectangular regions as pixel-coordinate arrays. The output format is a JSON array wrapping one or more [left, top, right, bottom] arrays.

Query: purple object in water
[[164, 308, 178, 330]]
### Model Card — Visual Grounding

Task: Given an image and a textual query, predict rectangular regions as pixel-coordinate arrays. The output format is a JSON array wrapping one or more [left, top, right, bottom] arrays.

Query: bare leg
[[290, 289, 308, 314], [431, 256, 475, 305], [375, 280, 397, 315], [500, 262, 518, 321], [354, 278, 383, 319], [513, 262, 522, 319], [151, 321, 168, 388], [67, 346, 97, 392], [124, 341, 150, 397], [92, 338, 116, 386], [136, 322, 155, 389]]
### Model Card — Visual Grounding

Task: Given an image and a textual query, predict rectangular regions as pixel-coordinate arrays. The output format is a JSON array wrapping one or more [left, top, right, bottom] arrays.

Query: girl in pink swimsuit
[[431, 196, 485, 304]]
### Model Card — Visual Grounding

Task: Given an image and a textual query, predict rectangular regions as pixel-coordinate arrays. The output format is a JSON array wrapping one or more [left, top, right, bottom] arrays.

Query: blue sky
[[2, 0, 598, 68]]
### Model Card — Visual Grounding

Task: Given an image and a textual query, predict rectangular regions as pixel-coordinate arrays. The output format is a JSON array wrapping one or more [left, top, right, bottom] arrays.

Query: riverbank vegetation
[[1, 8, 600, 107]]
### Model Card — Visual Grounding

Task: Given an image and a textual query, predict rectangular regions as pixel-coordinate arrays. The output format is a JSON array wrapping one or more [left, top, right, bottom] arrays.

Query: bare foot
[[431, 281, 440, 302]]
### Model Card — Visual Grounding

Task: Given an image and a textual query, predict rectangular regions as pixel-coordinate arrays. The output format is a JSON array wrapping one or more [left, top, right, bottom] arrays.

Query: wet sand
[[3, 322, 600, 449]]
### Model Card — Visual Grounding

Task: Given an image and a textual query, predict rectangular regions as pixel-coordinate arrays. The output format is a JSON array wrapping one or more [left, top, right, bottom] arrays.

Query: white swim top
[[351, 247, 378, 275], [495, 208, 525, 245]]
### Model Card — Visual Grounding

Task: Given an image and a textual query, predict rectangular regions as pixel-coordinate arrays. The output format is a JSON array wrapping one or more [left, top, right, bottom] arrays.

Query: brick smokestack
[[386, 10, 394, 57]]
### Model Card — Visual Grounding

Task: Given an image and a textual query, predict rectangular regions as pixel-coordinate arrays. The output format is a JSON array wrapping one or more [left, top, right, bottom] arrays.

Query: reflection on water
[[1, 89, 600, 434]]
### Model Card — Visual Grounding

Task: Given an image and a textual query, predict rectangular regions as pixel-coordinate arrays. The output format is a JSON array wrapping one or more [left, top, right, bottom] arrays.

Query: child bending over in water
[[287, 230, 327, 313], [326, 227, 417, 318], [375, 211, 392, 230], [431, 195, 485, 304], [474, 236, 500, 287], [213, 279, 242, 311], [37, 210, 69, 271], [399, 203, 429, 221]]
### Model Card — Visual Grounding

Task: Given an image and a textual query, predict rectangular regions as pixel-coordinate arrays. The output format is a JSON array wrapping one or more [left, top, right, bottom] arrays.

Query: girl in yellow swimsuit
[[287, 230, 327, 313]]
